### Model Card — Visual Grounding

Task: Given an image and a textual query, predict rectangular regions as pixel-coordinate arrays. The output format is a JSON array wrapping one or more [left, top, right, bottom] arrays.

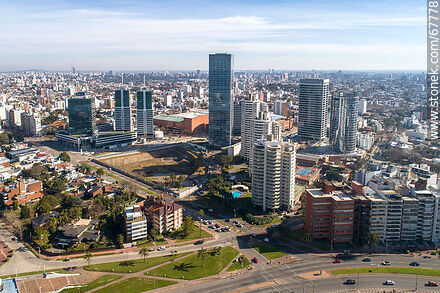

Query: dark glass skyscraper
[[298, 78, 329, 141], [115, 87, 132, 131], [137, 87, 153, 137], [208, 53, 234, 148], [68, 92, 96, 136]]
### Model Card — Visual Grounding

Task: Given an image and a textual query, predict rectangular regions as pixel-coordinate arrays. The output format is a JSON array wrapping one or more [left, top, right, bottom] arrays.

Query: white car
[[264, 238, 269, 243], [382, 261, 391, 266], [157, 246, 166, 251], [384, 280, 395, 285]]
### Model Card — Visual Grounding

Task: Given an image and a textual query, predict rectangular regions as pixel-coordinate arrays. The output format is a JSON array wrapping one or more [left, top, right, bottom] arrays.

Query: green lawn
[[227, 255, 250, 272], [1, 269, 68, 279], [332, 267, 440, 277], [168, 224, 212, 242], [146, 246, 239, 280], [253, 242, 287, 260], [83, 252, 191, 273], [61, 275, 122, 293], [94, 277, 177, 293]]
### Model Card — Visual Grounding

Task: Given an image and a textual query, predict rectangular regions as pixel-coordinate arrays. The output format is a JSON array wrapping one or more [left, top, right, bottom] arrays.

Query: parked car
[[215, 224, 220, 228], [384, 280, 395, 286], [208, 208, 213, 213], [252, 257, 258, 263], [333, 259, 341, 263], [251, 233, 257, 237], [157, 246, 166, 251], [62, 258, 70, 262], [362, 257, 371, 262], [344, 279, 356, 285], [264, 238, 269, 243], [382, 261, 391, 266], [427, 281, 439, 287], [236, 224, 243, 228], [194, 240, 204, 245], [409, 261, 420, 266]]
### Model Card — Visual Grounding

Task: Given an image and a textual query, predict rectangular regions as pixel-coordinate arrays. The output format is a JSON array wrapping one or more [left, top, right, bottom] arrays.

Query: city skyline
[[1, 0, 425, 71]]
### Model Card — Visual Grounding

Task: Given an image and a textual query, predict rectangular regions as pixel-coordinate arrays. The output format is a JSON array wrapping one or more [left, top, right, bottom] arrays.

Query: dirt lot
[[100, 146, 203, 181]]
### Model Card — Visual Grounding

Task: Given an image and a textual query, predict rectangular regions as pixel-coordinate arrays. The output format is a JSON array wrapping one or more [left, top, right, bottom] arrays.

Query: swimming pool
[[232, 191, 242, 199], [2, 278, 18, 293]]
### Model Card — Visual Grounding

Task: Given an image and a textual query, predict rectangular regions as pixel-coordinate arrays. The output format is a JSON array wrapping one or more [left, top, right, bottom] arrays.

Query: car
[[62, 258, 70, 262], [410, 261, 420, 266], [344, 279, 356, 285], [384, 280, 395, 286], [427, 281, 439, 287], [362, 257, 371, 262], [423, 255, 431, 259], [251, 233, 257, 237], [11, 237, 16, 241], [208, 209, 213, 213], [264, 238, 270, 243], [194, 240, 204, 245], [252, 257, 258, 263], [148, 248, 155, 251], [333, 259, 341, 263], [225, 219, 230, 222], [382, 261, 391, 266], [236, 224, 243, 228], [157, 246, 166, 251], [215, 224, 220, 228]]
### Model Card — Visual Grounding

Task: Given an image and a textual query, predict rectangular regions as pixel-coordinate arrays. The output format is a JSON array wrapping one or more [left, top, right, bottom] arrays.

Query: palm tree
[[213, 247, 221, 256], [139, 247, 149, 263], [84, 250, 92, 266], [197, 247, 207, 267], [303, 232, 312, 243], [368, 232, 380, 254]]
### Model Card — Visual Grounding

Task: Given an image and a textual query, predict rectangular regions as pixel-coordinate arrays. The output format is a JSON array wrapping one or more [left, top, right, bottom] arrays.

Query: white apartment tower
[[252, 138, 296, 212], [114, 87, 133, 131]]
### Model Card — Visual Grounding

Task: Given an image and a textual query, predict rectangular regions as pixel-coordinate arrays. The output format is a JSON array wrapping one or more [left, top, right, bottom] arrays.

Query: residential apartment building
[[124, 204, 148, 242], [304, 188, 355, 243], [143, 198, 183, 234], [0, 179, 43, 206], [252, 138, 296, 211]]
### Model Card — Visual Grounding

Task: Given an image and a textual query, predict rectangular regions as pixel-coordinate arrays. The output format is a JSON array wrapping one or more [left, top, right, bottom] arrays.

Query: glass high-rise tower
[[208, 53, 234, 148], [330, 92, 359, 153], [115, 87, 133, 132], [137, 87, 154, 137], [298, 78, 330, 141], [68, 92, 97, 136]]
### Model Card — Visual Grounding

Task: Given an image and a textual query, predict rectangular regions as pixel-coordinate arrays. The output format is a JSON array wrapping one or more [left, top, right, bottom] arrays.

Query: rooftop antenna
[[121, 73, 124, 85], [143, 74, 146, 86]]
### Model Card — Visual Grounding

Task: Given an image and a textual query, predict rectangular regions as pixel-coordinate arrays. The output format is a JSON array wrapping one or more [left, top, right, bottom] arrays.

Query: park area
[[98, 146, 204, 183], [253, 242, 287, 260]]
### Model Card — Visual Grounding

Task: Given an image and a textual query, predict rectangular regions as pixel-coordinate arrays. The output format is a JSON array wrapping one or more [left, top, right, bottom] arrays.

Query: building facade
[[208, 53, 234, 148], [114, 87, 133, 132], [298, 78, 329, 141], [252, 138, 296, 211], [330, 92, 359, 153], [68, 92, 97, 136], [137, 87, 154, 137], [124, 204, 149, 242]]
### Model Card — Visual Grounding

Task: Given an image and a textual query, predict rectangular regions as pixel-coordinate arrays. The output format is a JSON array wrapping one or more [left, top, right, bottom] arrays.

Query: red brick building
[[304, 188, 354, 243], [0, 179, 44, 206], [142, 197, 183, 234]]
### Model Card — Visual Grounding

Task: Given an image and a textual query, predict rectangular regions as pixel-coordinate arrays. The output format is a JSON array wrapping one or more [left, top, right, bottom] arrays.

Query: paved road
[[176, 253, 440, 293]]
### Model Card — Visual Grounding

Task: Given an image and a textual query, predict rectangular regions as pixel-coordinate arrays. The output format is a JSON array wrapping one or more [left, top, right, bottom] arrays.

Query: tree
[[80, 163, 92, 175], [197, 247, 207, 267], [219, 155, 233, 169], [20, 204, 30, 219], [36, 195, 59, 214], [139, 247, 149, 263], [116, 233, 124, 248], [12, 200, 18, 210], [198, 209, 204, 238], [176, 176, 184, 189], [46, 177, 67, 194], [182, 216, 195, 237], [213, 246, 221, 256], [22, 163, 49, 179], [60, 194, 81, 210], [303, 232, 312, 243], [170, 172, 177, 187], [368, 232, 380, 254], [96, 168, 104, 177], [0, 131, 12, 145], [58, 151, 71, 162], [84, 250, 92, 266]]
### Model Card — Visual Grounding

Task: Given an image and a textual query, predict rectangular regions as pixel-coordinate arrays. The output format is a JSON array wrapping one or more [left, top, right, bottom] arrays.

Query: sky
[[0, 0, 426, 71]]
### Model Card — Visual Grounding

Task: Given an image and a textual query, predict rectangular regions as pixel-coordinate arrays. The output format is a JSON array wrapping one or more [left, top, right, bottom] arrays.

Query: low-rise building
[[57, 218, 100, 248], [0, 179, 43, 206]]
